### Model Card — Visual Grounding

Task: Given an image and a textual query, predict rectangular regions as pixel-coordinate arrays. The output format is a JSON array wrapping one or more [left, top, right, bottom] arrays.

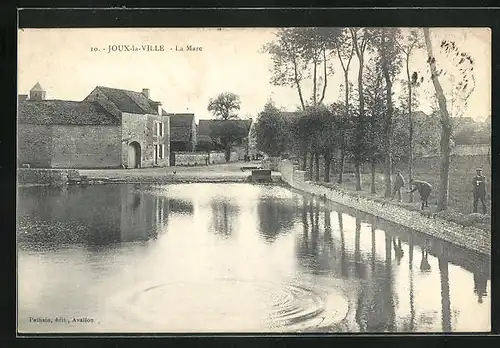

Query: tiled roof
[[169, 113, 194, 127], [171, 127, 193, 142], [18, 100, 119, 125], [94, 86, 160, 115], [169, 114, 195, 142]]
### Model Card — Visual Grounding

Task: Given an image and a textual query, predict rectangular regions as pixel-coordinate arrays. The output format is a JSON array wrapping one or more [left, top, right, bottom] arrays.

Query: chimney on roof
[[19, 94, 28, 102], [142, 88, 150, 99]]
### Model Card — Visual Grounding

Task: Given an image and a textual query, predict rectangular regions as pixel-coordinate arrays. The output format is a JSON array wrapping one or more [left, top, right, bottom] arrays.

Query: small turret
[[30, 82, 46, 100]]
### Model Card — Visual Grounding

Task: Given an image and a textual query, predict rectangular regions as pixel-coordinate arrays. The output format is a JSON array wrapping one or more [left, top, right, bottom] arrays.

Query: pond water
[[17, 183, 490, 333]]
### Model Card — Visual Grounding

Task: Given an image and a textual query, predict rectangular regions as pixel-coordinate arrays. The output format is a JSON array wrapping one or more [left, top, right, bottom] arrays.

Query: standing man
[[392, 170, 406, 202], [409, 179, 433, 210], [472, 168, 487, 214]]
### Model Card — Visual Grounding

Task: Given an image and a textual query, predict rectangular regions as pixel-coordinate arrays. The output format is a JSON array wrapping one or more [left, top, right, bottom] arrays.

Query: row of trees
[[256, 27, 477, 211]]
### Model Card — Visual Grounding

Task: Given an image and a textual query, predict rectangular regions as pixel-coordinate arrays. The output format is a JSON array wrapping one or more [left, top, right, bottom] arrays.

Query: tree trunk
[[313, 60, 318, 105], [225, 146, 231, 163], [324, 152, 331, 183], [438, 127, 452, 211], [407, 55, 415, 203], [319, 48, 328, 104], [314, 152, 320, 182], [309, 152, 314, 180], [371, 159, 376, 194], [293, 58, 306, 111], [355, 56, 364, 192], [424, 28, 452, 211], [300, 148, 307, 171], [355, 161, 362, 191], [381, 30, 394, 198], [338, 147, 345, 184]]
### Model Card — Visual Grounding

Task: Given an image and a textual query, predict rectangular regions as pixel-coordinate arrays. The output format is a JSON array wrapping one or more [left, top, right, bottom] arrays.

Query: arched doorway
[[128, 141, 141, 168]]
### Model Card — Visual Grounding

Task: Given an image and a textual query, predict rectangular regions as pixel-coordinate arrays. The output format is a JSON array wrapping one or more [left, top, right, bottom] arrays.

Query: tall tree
[[263, 29, 308, 111], [296, 28, 340, 181], [350, 28, 372, 191], [263, 28, 339, 175], [207, 92, 241, 120], [423, 28, 476, 211], [207, 92, 245, 162], [254, 101, 291, 157], [364, 58, 386, 194], [374, 28, 403, 198], [397, 30, 423, 202], [334, 28, 355, 184]]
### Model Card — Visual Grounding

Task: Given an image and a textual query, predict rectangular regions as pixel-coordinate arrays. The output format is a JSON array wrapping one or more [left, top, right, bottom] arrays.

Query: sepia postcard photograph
[[16, 25, 491, 334]]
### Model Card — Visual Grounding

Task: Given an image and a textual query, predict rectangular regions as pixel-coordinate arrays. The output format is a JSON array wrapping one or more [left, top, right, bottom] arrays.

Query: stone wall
[[208, 151, 227, 164], [51, 125, 122, 168], [17, 168, 79, 186], [279, 160, 490, 256], [262, 157, 281, 171], [229, 151, 239, 162], [173, 152, 209, 166], [17, 124, 53, 168], [121, 112, 170, 168]]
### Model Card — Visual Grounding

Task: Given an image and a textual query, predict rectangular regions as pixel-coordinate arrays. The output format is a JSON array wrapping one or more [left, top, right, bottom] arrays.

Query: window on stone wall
[[156, 122, 165, 137], [160, 144, 165, 159]]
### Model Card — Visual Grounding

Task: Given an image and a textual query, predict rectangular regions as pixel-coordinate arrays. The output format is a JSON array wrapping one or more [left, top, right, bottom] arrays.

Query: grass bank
[[316, 171, 490, 233]]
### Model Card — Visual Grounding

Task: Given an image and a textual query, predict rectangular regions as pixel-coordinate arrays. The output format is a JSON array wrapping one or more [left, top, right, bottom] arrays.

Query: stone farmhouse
[[18, 83, 170, 169], [168, 113, 197, 153]]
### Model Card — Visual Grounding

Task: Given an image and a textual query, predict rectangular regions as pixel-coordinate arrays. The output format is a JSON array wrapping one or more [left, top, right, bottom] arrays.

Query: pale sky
[[18, 27, 491, 122]]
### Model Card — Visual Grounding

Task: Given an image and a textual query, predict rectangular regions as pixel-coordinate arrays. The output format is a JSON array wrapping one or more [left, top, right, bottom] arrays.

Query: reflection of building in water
[[256, 198, 296, 243], [168, 199, 194, 215], [119, 187, 171, 242], [210, 200, 239, 237], [17, 184, 171, 247]]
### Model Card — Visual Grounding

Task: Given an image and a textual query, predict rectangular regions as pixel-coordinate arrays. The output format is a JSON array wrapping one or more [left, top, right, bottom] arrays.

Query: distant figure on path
[[392, 170, 405, 202], [409, 179, 432, 210], [472, 168, 487, 214]]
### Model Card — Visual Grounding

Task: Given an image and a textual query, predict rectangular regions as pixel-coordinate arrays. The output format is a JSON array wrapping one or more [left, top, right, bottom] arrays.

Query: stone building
[[169, 113, 197, 152], [18, 83, 170, 169]]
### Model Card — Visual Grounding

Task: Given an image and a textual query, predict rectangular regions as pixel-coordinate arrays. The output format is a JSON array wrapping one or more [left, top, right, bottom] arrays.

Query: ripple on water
[[108, 278, 349, 332]]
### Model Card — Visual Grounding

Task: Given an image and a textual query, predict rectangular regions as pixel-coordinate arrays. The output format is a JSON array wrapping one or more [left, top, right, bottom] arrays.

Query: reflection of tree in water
[[438, 247, 452, 332], [473, 268, 489, 304], [354, 217, 369, 279], [257, 197, 296, 243], [210, 200, 239, 238], [339, 212, 348, 278], [355, 232, 396, 332]]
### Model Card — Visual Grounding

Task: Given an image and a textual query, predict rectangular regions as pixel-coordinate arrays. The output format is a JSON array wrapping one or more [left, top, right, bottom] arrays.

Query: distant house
[[169, 113, 197, 152], [18, 83, 170, 169], [197, 119, 252, 160]]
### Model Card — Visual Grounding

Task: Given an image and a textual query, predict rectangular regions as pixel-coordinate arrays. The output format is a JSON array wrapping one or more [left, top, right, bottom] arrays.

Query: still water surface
[[17, 183, 490, 333]]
